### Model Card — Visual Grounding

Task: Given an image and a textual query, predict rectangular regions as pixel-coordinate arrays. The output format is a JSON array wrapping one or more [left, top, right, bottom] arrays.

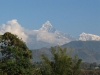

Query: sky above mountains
[[0, 0, 100, 37]]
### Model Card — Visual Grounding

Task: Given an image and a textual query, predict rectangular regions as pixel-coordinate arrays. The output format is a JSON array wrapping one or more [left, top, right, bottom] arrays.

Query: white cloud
[[36, 30, 70, 45], [37, 31, 55, 43], [0, 19, 28, 42]]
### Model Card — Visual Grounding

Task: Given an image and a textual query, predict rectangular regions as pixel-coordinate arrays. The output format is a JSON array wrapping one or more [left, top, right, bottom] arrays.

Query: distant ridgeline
[[62, 41, 100, 51], [32, 41, 100, 63]]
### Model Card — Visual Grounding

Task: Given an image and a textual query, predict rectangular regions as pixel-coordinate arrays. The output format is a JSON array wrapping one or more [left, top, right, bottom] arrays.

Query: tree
[[41, 46, 82, 75], [70, 55, 82, 75], [0, 32, 32, 75]]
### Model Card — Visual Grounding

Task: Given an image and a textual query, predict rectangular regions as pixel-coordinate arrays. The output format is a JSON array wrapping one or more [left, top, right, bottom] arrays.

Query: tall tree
[[0, 32, 32, 75], [41, 46, 82, 75]]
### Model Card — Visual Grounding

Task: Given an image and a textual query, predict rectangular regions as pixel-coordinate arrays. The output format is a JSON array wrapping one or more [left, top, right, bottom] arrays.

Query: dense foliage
[[0, 32, 32, 75], [41, 47, 82, 75]]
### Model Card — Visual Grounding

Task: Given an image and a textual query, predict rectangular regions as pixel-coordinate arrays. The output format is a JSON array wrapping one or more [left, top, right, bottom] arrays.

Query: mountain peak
[[39, 21, 56, 33], [81, 32, 86, 35], [79, 32, 100, 41], [42, 21, 52, 28]]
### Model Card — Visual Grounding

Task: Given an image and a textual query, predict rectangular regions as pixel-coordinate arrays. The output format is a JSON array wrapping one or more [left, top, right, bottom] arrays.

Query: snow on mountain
[[0, 20, 74, 49], [29, 21, 74, 46], [25, 21, 75, 49], [39, 21, 56, 33], [79, 32, 100, 41]]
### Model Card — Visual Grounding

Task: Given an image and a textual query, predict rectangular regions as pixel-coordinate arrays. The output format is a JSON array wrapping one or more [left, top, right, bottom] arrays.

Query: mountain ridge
[[32, 41, 100, 63]]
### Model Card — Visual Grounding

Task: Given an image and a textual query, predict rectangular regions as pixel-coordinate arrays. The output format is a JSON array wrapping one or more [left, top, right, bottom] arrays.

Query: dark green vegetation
[[0, 32, 32, 75], [41, 47, 82, 75], [0, 32, 100, 75]]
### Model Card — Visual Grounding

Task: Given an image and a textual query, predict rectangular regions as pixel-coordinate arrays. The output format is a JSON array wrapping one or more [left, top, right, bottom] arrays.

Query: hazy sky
[[0, 0, 100, 37]]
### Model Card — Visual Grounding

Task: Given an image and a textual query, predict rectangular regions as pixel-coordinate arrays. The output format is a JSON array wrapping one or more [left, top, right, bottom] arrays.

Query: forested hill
[[62, 41, 100, 52], [32, 41, 100, 63]]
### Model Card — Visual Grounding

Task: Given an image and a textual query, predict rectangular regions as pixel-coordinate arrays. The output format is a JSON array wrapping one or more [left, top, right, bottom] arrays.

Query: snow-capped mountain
[[26, 21, 75, 49], [79, 32, 100, 41], [39, 21, 56, 33]]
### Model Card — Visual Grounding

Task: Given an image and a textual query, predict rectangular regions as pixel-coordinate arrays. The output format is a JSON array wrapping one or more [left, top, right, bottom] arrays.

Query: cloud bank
[[36, 30, 70, 45], [0, 19, 28, 42]]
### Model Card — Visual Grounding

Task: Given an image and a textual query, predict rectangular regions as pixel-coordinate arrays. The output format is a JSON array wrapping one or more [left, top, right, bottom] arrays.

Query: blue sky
[[0, 0, 100, 37]]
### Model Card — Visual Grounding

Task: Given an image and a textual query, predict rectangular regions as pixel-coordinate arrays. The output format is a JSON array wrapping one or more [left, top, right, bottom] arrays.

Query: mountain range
[[26, 21, 100, 63], [26, 21, 100, 49]]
